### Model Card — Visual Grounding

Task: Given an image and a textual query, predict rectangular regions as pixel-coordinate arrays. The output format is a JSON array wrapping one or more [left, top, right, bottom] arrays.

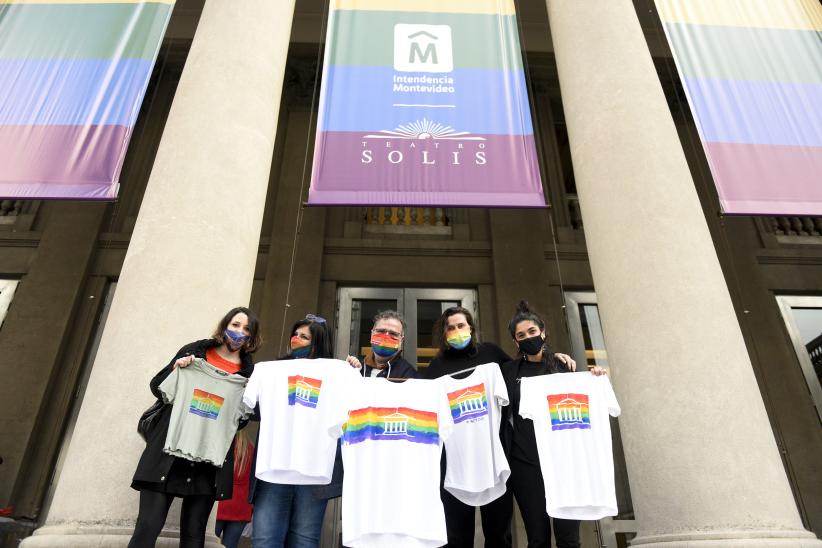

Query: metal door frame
[[0, 279, 19, 329], [565, 291, 598, 369], [335, 287, 403, 360], [564, 290, 636, 548], [404, 288, 476, 366], [776, 295, 822, 423]]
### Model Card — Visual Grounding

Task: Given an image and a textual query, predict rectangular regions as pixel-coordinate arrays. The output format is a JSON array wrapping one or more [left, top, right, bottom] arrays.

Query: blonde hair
[[234, 429, 253, 475]]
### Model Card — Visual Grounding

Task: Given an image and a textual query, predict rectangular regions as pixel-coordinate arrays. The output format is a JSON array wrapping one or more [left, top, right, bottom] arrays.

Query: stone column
[[22, 0, 295, 545], [545, 0, 822, 546]]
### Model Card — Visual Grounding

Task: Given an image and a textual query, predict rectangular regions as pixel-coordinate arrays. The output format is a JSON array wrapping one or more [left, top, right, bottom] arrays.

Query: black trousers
[[441, 448, 513, 548], [442, 485, 513, 548], [508, 457, 580, 548], [128, 490, 214, 548]]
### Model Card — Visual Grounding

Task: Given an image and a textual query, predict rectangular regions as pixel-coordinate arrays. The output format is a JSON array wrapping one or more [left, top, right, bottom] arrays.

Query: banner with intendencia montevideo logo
[[307, 0, 546, 207]]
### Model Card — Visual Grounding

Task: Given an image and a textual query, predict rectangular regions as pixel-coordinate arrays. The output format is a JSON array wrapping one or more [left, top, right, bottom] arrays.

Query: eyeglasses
[[372, 328, 402, 338], [304, 314, 326, 324]]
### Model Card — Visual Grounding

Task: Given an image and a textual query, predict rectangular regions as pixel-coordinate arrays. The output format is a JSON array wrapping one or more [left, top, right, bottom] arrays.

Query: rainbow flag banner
[[655, 0, 822, 215], [0, 0, 175, 199], [308, 0, 545, 207]]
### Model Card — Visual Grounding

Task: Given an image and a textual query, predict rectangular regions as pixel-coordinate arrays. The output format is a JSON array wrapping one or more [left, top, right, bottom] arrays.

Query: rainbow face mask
[[289, 336, 311, 358], [446, 329, 472, 350], [371, 332, 401, 358]]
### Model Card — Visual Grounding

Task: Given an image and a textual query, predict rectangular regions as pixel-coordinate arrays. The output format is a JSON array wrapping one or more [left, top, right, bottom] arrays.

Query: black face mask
[[518, 335, 545, 356]]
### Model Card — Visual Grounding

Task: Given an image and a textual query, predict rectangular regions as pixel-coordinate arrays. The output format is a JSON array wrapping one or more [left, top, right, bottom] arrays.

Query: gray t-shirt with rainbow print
[[159, 358, 252, 466]]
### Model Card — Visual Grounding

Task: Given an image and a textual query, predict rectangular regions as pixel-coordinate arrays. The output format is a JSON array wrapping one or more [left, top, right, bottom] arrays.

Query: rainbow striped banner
[[655, 0, 822, 215], [0, 0, 175, 199], [308, 0, 545, 207]]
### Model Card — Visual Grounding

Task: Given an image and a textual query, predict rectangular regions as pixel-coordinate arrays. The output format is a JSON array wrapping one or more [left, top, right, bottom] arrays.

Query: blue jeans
[[215, 520, 247, 548], [252, 480, 328, 548]]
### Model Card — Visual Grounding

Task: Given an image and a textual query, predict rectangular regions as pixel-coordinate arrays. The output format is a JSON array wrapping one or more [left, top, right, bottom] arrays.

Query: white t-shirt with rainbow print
[[440, 362, 510, 506], [330, 377, 454, 548], [243, 358, 359, 484], [519, 371, 621, 520]]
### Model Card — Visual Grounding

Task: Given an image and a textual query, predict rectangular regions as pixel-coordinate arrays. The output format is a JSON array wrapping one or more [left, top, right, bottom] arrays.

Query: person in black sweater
[[420, 306, 576, 548], [501, 301, 607, 548]]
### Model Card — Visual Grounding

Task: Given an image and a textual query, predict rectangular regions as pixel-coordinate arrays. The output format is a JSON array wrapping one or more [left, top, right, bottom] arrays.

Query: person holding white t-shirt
[[500, 301, 607, 548], [420, 306, 577, 548], [249, 314, 360, 548]]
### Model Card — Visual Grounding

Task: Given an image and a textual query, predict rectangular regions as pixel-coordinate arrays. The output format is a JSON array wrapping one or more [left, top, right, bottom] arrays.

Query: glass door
[[565, 292, 636, 548], [336, 287, 403, 363]]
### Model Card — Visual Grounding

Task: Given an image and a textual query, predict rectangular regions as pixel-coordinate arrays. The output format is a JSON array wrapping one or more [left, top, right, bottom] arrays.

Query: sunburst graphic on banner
[[364, 118, 485, 140]]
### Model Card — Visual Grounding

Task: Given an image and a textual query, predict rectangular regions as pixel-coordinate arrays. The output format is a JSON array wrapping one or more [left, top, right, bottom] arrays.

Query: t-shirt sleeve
[[158, 365, 180, 404], [235, 398, 254, 423], [328, 407, 349, 440], [492, 365, 509, 407], [518, 377, 537, 421], [327, 369, 356, 440], [600, 375, 621, 417], [437, 379, 455, 443], [242, 369, 260, 409]]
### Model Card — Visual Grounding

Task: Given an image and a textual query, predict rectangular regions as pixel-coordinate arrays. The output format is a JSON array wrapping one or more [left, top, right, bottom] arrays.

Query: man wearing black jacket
[[351, 310, 419, 379]]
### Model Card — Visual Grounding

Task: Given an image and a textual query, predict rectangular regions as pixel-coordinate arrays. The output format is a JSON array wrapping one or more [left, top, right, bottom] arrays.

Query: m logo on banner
[[394, 24, 453, 73]]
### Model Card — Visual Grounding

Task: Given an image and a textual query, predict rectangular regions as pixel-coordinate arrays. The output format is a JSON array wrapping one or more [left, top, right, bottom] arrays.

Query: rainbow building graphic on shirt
[[447, 383, 489, 424], [189, 389, 224, 420], [547, 393, 590, 431], [288, 375, 323, 408], [342, 406, 439, 445]]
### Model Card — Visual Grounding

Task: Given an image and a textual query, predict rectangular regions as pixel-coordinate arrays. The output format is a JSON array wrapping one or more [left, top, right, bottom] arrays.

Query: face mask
[[371, 332, 401, 358], [289, 335, 311, 358], [446, 329, 472, 350], [224, 329, 250, 351], [518, 335, 545, 356]]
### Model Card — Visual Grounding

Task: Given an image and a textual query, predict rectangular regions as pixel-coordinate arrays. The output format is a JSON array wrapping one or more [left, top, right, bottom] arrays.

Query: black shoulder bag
[[137, 399, 166, 441]]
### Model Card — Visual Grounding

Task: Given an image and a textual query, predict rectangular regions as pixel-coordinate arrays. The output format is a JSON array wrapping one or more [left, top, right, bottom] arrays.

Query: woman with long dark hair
[[251, 313, 342, 548], [129, 306, 261, 548], [501, 301, 606, 548]]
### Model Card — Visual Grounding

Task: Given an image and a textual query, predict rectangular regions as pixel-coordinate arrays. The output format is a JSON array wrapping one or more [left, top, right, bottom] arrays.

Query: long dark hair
[[212, 306, 262, 353], [285, 315, 333, 359], [432, 306, 478, 357]]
